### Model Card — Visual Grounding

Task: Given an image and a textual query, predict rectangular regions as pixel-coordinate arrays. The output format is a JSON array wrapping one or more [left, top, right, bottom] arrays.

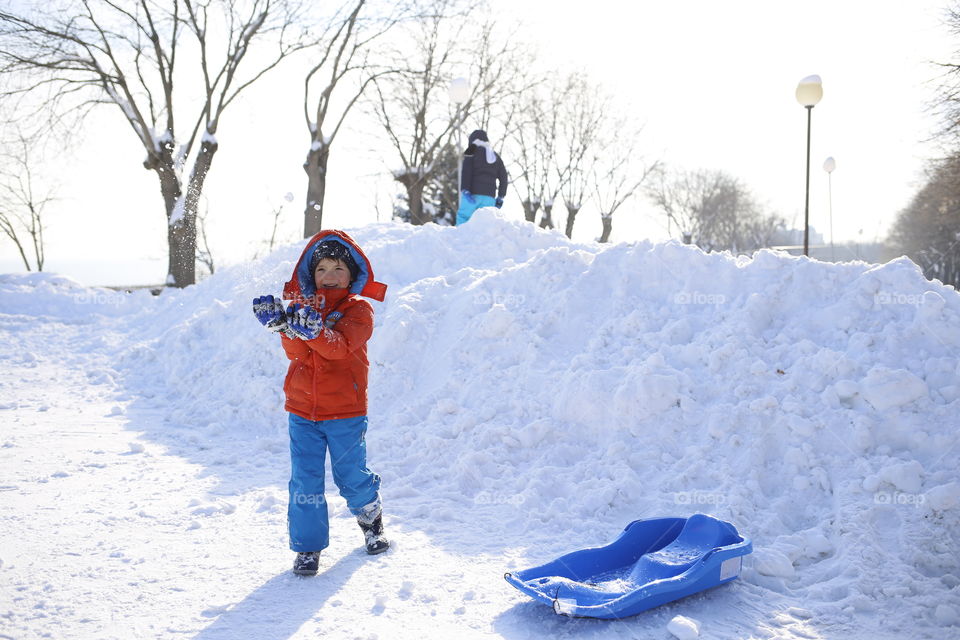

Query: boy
[[252, 230, 389, 576]]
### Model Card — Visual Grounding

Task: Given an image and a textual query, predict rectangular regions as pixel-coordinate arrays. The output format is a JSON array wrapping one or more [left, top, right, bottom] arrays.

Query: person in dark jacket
[[457, 129, 508, 225]]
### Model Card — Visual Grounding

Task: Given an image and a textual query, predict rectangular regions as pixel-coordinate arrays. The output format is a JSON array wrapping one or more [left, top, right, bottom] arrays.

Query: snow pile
[[3, 208, 959, 637], [0, 272, 153, 320]]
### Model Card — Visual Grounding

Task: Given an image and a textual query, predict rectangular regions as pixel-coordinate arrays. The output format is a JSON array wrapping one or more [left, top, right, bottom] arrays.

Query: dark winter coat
[[460, 130, 507, 199], [461, 151, 508, 199]]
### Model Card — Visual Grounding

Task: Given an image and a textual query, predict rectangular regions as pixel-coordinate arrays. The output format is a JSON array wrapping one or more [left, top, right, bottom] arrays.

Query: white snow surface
[[1, 209, 959, 639]]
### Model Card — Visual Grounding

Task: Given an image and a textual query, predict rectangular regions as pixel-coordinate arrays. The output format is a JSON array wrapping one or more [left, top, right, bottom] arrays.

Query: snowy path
[[1, 295, 817, 640], [0, 314, 532, 639]]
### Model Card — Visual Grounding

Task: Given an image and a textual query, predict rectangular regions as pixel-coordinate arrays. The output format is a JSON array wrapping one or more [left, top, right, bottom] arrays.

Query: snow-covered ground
[[2, 209, 958, 639]]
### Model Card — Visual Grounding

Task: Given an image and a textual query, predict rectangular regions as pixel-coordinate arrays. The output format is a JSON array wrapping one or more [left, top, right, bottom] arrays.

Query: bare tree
[[369, 0, 467, 225], [0, 0, 309, 287], [650, 169, 734, 250], [505, 71, 577, 228], [535, 78, 569, 231], [454, 17, 529, 134], [0, 131, 51, 271], [906, 5, 960, 285], [741, 208, 786, 251], [932, 5, 960, 144], [371, 0, 523, 225], [269, 192, 295, 253], [889, 154, 960, 286], [252, 192, 295, 260], [508, 92, 548, 224], [593, 119, 658, 243], [302, 0, 405, 237], [648, 167, 783, 252], [556, 72, 607, 239], [418, 139, 460, 225]]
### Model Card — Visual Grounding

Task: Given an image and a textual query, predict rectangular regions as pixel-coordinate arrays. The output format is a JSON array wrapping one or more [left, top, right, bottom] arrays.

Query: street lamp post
[[796, 75, 823, 257], [448, 77, 470, 224], [823, 156, 836, 261]]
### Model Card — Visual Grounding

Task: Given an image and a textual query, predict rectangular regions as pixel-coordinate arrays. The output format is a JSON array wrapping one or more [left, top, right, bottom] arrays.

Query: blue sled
[[504, 513, 752, 619]]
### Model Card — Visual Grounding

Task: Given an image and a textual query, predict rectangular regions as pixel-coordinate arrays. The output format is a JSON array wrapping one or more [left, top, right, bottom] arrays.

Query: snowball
[[667, 615, 701, 639], [860, 367, 928, 411], [925, 482, 960, 511], [935, 604, 959, 626], [834, 379, 859, 400], [878, 460, 925, 494], [802, 530, 834, 558], [613, 371, 682, 421], [256, 494, 282, 512], [475, 304, 514, 338], [436, 398, 459, 415], [754, 548, 796, 578]]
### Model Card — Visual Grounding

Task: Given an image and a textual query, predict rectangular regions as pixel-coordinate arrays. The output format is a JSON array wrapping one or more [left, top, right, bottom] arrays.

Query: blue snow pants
[[287, 413, 381, 552], [456, 194, 496, 225]]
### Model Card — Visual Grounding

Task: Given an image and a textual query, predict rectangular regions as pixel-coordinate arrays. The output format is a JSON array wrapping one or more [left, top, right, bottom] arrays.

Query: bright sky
[[1, 0, 955, 286]]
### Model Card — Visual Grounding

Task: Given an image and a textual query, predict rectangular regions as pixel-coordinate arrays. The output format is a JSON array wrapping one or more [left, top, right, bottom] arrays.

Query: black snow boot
[[293, 551, 320, 576], [357, 499, 390, 555]]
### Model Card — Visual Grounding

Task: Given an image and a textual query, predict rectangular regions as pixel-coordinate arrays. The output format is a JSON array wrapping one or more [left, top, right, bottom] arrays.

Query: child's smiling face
[[314, 257, 351, 289]]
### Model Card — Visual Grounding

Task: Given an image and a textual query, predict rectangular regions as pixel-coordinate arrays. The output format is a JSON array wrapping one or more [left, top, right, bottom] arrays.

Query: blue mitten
[[253, 295, 286, 331], [495, 197, 504, 209], [254, 295, 298, 339], [462, 189, 475, 204], [286, 303, 323, 340]]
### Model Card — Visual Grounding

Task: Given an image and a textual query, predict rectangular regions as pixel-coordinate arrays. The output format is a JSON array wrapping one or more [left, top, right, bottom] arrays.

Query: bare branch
[[0, 126, 54, 270], [0, 0, 314, 286]]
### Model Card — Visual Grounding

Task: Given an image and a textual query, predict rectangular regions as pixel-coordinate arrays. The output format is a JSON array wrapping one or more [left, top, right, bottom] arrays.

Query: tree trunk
[[408, 179, 428, 225], [146, 136, 184, 286], [564, 204, 580, 239], [396, 171, 429, 225], [599, 215, 613, 243], [522, 198, 540, 224], [539, 201, 554, 229], [303, 139, 330, 237], [6, 232, 31, 271], [160, 136, 219, 288], [168, 204, 197, 287]]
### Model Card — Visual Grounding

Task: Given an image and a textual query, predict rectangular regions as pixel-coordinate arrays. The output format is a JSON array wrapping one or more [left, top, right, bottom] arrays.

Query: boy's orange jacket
[[280, 230, 387, 422]]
